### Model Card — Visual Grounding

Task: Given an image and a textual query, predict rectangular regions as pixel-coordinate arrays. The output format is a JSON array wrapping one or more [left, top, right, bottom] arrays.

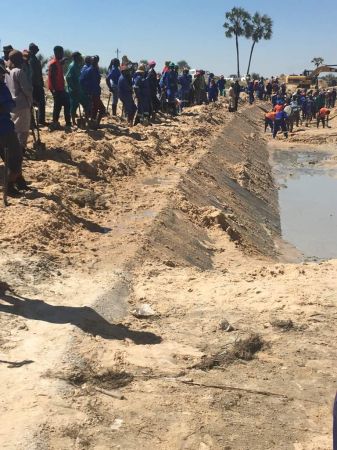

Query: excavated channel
[[272, 149, 337, 261]]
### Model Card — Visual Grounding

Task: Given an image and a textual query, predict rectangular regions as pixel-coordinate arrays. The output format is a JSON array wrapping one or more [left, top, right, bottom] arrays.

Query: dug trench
[[1, 105, 336, 450]]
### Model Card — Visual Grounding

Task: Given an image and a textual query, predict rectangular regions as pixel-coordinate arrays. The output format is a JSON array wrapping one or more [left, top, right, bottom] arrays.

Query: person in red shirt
[[317, 107, 330, 128], [48, 46, 71, 130], [265, 111, 276, 132]]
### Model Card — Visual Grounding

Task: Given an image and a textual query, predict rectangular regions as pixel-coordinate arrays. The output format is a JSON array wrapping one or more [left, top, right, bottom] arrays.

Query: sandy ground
[[0, 99, 336, 450]]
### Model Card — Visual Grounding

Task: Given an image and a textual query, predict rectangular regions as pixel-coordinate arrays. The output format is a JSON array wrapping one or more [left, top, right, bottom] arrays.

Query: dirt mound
[[0, 102, 231, 266]]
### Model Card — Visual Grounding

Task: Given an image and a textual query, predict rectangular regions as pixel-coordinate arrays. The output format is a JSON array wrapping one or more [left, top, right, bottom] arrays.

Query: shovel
[[31, 108, 46, 151], [106, 93, 111, 115], [76, 104, 87, 129], [2, 146, 8, 207]]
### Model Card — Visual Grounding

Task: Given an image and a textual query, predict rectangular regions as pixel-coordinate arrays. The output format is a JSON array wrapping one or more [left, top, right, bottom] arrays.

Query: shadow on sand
[[0, 293, 161, 345]]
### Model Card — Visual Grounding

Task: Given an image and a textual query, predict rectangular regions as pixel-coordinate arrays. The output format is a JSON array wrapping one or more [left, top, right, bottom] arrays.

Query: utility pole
[[116, 48, 120, 59]]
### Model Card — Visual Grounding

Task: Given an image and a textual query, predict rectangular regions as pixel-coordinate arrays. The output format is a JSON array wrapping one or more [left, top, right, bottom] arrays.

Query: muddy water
[[272, 149, 337, 260]]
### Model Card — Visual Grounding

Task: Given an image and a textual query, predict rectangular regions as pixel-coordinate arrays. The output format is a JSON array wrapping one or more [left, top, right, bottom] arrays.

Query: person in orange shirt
[[274, 100, 284, 113], [265, 111, 276, 132], [317, 107, 330, 128]]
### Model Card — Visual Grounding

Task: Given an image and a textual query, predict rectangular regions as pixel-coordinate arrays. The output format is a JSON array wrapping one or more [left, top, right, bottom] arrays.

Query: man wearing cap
[[2, 45, 13, 64], [0, 60, 28, 196], [160, 62, 178, 115], [178, 68, 192, 109], [118, 65, 137, 126], [147, 60, 159, 120], [48, 46, 71, 130], [5, 50, 33, 152], [106, 58, 121, 116], [133, 65, 151, 125], [29, 43, 46, 126]]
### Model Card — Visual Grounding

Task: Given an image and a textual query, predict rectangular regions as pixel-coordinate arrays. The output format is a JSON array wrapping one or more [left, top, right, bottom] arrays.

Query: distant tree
[[37, 53, 48, 72], [177, 60, 191, 71], [311, 57, 324, 68], [223, 7, 251, 78], [139, 59, 148, 65], [321, 73, 337, 87], [100, 67, 108, 75], [246, 13, 273, 76], [251, 72, 260, 80]]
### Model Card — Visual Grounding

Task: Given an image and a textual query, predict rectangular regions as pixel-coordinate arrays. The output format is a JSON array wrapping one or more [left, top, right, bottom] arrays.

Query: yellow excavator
[[286, 65, 337, 88]]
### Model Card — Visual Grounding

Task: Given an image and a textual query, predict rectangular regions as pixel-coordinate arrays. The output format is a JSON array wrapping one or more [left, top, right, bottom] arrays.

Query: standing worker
[[178, 68, 192, 109], [208, 79, 219, 103], [118, 65, 137, 126], [273, 109, 288, 139], [233, 79, 241, 111], [66, 52, 89, 126], [228, 83, 236, 112], [160, 62, 178, 115], [217, 76, 226, 97], [28, 43, 46, 126], [106, 58, 121, 116], [90, 55, 106, 127], [0, 60, 29, 196], [247, 80, 255, 105], [5, 50, 33, 154], [48, 46, 71, 130], [134, 64, 151, 125], [147, 60, 160, 120]]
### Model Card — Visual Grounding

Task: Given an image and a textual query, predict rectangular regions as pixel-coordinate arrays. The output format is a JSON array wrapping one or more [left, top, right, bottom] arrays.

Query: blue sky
[[1, 0, 336, 77]]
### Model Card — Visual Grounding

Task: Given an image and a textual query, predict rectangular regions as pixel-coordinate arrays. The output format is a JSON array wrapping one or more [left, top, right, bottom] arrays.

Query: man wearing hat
[[2, 45, 13, 64], [118, 65, 137, 126], [5, 50, 33, 152], [133, 64, 151, 125], [0, 60, 28, 196], [29, 43, 46, 126]]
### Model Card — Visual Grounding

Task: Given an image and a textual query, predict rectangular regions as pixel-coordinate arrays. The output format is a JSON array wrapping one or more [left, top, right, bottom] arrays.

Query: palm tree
[[311, 57, 324, 68], [223, 7, 251, 78], [246, 13, 273, 76]]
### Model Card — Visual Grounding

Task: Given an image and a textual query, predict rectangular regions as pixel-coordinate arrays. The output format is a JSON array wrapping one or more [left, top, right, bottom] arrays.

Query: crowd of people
[[246, 77, 336, 138], [0, 43, 229, 197], [1, 42, 336, 197]]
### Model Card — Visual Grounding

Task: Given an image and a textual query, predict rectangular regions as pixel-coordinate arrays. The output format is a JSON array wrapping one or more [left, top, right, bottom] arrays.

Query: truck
[[286, 65, 337, 88]]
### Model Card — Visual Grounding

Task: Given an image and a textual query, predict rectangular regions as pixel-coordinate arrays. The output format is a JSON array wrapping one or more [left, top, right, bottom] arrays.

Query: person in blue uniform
[[178, 68, 192, 109], [118, 65, 137, 126], [133, 65, 151, 125], [106, 58, 121, 116], [160, 62, 178, 115]]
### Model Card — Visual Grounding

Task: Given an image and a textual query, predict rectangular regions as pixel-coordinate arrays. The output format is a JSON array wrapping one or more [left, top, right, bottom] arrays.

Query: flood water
[[273, 150, 337, 260]]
